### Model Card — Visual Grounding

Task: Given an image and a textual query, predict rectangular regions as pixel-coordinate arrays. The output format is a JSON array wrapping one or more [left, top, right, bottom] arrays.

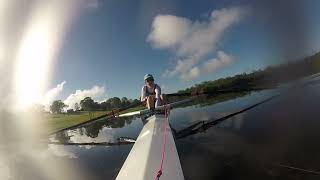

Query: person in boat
[[141, 74, 163, 110]]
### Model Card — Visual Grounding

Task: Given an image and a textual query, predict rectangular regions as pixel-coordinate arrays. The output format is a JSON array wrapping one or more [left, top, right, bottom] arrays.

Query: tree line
[[178, 51, 320, 94], [50, 97, 140, 114]]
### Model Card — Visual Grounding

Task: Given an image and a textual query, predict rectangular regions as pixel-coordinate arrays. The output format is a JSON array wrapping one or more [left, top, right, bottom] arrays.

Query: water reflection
[[52, 116, 140, 144], [48, 145, 78, 159], [176, 80, 320, 180], [217, 113, 245, 130]]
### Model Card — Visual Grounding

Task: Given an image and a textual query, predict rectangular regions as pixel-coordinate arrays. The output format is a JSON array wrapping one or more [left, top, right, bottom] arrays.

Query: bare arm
[[141, 86, 147, 102], [154, 85, 161, 107]]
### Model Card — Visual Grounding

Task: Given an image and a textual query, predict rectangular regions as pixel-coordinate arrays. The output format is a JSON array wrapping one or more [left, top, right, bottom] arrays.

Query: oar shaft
[[165, 87, 272, 97], [49, 101, 142, 135]]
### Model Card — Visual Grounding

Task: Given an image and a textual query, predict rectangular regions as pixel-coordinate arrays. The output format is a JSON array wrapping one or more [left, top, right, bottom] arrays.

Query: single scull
[[116, 98, 194, 180]]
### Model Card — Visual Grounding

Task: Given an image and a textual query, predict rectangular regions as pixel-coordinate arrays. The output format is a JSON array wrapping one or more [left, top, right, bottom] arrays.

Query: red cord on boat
[[154, 105, 170, 180]]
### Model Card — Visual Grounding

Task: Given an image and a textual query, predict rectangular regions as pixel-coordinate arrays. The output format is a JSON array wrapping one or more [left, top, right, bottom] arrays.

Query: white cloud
[[181, 66, 200, 80], [181, 51, 233, 80], [48, 145, 77, 159], [42, 81, 66, 111], [63, 85, 105, 110], [203, 51, 233, 73], [147, 15, 191, 49], [41, 83, 107, 111], [148, 7, 246, 80]]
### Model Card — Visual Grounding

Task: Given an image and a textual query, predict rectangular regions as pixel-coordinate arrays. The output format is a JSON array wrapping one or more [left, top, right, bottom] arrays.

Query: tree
[[50, 100, 67, 114], [107, 97, 121, 109], [80, 97, 95, 111], [121, 97, 130, 108], [100, 101, 111, 111], [67, 109, 74, 114], [93, 102, 100, 110], [132, 99, 141, 105], [80, 97, 96, 119], [74, 103, 80, 111]]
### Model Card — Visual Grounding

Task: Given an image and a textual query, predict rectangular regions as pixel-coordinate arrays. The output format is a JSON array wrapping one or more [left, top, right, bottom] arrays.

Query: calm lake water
[[2, 76, 320, 180], [46, 76, 320, 180]]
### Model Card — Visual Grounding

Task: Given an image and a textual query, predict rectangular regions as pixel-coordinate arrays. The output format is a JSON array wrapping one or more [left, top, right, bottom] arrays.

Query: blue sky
[[47, 0, 320, 107]]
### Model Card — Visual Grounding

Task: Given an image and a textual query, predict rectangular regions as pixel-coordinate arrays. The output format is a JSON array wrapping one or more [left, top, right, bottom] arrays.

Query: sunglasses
[[145, 78, 154, 82]]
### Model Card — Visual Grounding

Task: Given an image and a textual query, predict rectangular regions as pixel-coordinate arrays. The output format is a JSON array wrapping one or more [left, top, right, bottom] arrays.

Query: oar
[[49, 101, 142, 135], [175, 77, 320, 139], [46, 137, 136, 146], [46, 141, 134, 146], [165, 87, 272, 97], [175, 94, 279, 139], [119, 97, 197, 117]]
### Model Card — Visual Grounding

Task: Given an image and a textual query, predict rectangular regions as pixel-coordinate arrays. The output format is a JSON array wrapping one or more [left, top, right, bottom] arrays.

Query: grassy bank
[[47, 106, 149, 133], [46, 111, 109, 133]]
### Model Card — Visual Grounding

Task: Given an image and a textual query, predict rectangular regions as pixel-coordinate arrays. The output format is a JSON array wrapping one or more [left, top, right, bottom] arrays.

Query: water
[[3, 77, 320, 180]]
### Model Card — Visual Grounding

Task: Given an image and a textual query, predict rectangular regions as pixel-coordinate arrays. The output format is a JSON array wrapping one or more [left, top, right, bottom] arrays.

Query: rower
[[141, 74, 163, 110]]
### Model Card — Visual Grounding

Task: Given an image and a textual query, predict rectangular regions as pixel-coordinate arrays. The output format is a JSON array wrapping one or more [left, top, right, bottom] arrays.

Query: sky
[[10, 0, 320, 110]]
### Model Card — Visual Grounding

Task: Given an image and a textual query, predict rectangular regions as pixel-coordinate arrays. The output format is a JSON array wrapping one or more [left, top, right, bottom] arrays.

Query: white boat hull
[[116, 114, 184, 180]]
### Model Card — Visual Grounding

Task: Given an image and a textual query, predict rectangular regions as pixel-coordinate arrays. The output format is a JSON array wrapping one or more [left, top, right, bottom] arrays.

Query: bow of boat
[[116, 114, 184, 180]]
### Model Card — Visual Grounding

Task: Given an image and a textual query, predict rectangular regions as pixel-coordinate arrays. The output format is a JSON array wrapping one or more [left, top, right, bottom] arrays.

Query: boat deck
[[116, 114, 184, 180]]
